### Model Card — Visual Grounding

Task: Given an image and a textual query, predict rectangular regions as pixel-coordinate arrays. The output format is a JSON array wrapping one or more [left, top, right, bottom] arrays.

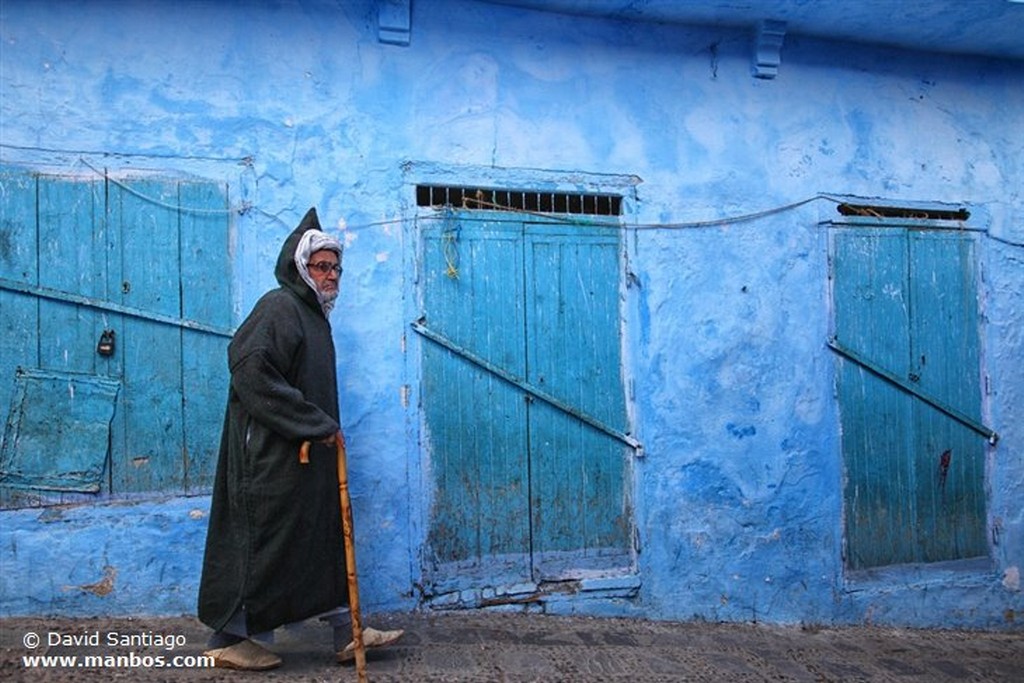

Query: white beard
[[319, 287, 339, 316]]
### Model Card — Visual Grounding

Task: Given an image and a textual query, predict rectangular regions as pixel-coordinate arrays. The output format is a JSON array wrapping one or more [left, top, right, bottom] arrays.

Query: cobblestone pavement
[[2, 611, 1022, 682]]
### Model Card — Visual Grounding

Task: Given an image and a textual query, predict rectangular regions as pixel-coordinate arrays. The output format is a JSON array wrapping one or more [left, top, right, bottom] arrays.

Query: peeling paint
[[1003, 567, 1020, 592], [69, 566, 117, 597]]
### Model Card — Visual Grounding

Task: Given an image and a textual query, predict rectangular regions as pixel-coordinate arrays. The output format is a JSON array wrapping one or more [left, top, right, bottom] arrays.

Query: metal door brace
[[411, 319, 643, 454], [827, 338, 998, 445], [0, 277, 235, 338]]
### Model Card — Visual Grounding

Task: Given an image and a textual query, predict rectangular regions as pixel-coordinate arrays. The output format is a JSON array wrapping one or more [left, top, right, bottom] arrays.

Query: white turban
[[294, 229, 344, 316]]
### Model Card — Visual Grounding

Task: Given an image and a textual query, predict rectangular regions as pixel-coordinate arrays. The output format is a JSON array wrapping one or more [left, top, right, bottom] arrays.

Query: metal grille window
[[416, 184, 623, 217], [837, 203, 970, 221]]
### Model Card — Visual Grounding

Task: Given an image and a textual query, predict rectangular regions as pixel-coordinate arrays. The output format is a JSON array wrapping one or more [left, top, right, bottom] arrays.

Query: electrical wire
[[987, 233, 1024, 249], [629, 194, 844, 229], [0, 141, 249, 164], [5, 144, 1019, 245], [446, 192, 843, 231], [76, 157, 244, 216], [426, 193, 1024, 248]]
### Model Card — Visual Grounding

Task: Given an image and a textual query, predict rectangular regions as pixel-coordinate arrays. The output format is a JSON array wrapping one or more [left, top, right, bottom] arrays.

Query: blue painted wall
[[1, 0, 1022, 629]]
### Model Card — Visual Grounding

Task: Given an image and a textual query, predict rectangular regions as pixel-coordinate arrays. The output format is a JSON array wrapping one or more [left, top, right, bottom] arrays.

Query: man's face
[[308, 249, 341, 299]]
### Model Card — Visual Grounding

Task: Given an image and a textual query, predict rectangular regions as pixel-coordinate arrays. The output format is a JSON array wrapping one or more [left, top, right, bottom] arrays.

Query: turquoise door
[[832, 227, 986, 569], [524, 222, 631, 579], [0, 169, 231, 503], [419, 213, 632, 594]]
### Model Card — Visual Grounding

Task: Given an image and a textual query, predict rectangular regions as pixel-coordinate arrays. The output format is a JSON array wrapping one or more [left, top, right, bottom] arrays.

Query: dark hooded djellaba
[[197, 208, 401, 670]]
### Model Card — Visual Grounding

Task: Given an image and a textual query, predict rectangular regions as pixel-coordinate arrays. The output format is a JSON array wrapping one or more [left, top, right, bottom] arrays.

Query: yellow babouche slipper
[[336, 626, 405, 664], [204, 638, 283, 671]]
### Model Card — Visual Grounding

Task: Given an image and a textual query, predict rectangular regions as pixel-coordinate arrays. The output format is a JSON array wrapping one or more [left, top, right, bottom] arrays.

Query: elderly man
[[198, 208, 401, 670]]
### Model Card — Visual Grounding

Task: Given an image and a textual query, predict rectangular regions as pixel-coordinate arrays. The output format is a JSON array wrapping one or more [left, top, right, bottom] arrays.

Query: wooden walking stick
[[299, 432, 368, 682]]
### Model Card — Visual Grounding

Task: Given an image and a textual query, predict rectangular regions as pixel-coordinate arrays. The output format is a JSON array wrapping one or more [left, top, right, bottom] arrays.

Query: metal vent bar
[[837, 203, 970, 221], [416, 184, 622, 216]]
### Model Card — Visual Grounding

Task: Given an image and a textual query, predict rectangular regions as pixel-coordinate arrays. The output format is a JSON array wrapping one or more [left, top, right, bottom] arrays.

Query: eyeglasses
[[309, 261, 342, 275]]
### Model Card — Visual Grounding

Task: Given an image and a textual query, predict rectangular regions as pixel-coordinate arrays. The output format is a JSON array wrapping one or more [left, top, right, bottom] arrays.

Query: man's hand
[[299, 431, 346, 464]]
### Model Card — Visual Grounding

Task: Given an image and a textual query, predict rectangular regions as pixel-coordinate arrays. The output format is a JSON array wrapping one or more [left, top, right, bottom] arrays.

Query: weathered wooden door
[[418, 213, 632, 595], [0, 169, 231, 504], [831, 226, 987, 569], [524, 222, 631, 579]]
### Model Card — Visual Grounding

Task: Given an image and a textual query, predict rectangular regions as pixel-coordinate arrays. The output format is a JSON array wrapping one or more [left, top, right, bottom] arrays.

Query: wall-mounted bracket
[[752, 20, 787, 79], [379, 0, 411, 46]]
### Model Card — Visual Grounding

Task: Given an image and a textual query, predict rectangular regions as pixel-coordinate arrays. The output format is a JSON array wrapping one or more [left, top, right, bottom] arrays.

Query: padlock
[[97, 329, 116, 357]]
